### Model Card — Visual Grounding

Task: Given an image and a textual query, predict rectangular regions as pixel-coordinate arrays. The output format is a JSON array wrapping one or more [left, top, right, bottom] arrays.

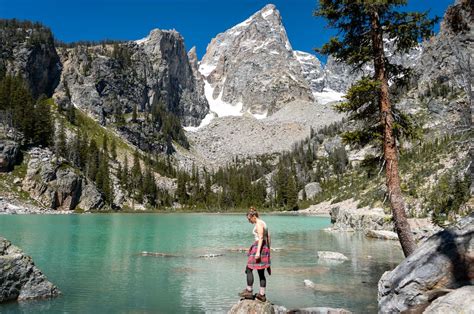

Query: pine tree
[[87, 139, 100, 181], [132, 104, 138, 122], [315, 0, 437, 257], [33, 96, 53, 147], [102, 134, 108, 154], [176, 171, 188, 204], [55, 120, 67, 158], [286, 174, 298, 211], [121, 155, 129, 190], [110, 138, 117, 160], [66, 105, 76, 125], [131, 150, 143, 202]]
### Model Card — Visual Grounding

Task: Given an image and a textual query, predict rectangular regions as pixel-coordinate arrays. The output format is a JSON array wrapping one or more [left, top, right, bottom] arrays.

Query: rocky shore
[[0, 196, 71, 214], [0, 237, 61, 302], [378, 213, 473, 312]]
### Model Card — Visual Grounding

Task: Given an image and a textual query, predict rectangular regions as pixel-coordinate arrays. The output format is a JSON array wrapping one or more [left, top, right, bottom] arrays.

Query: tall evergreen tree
[[33, 96, 53, 147], [315, 0, 437, 257], [55, 120, 67, 158], [110, 138, 117, 160], [131, 150, 143, 202], [121, 155, 129, 190], [102, 134, 108, 154], [87, 139, 100, 181]]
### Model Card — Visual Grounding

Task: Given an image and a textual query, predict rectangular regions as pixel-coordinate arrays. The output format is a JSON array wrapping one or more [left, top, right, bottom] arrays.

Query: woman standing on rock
[[239, 207, 271, 302]]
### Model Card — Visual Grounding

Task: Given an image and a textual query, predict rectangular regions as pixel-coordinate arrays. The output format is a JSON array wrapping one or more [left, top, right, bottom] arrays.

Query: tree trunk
[[371, 10, 417, 257]]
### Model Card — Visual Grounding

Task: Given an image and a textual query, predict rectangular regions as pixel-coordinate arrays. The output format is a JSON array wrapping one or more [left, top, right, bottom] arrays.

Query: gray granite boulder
[[229, 299, 275, 314], [423, 285, 474, 314], [378, 213, 474, 313], [330, 206, 393, 232], [298, 182, 322, 201], [0, 139, 20, 172], [0, 237, 60, 302], [317, 251, 348, 261], [365, 230, 399, 241]]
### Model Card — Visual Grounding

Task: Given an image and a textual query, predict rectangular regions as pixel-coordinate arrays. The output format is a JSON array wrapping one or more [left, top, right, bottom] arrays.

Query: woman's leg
[[257, 269, 266, 295], [245, 267, 254, 291]]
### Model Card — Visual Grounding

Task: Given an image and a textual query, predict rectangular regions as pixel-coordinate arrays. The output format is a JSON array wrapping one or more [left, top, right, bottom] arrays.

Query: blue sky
[[0, 0, 454, 60]]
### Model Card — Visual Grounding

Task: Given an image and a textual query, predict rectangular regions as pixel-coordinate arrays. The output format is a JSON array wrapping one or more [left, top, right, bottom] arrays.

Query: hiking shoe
[[255, 293, 266, 302], [238, 289, 253, 299]]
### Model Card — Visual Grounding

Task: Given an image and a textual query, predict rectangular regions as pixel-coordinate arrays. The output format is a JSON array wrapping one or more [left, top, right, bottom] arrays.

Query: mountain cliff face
[[199, 4, 314, 116], [54, 29, 208, 128], [0, 20, 61, 98], [417, 0, 473, 93]]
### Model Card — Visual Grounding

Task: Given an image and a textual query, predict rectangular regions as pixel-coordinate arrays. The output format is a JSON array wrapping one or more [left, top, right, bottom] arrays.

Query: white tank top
[[252, 220, 268, 241]]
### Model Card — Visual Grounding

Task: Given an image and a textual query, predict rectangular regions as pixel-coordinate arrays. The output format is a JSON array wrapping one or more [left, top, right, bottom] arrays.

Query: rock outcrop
[[0, 237, 60, 302], [298, 182, 322, 201], [53, 29, 208, 153], [329, 205, 393, 232], [0, 139, 20, 172], [0, 20, 61, 98], [417, 0, 473, 91], [229, 299, 275, 314], [54, 29, 208, 127], [423, 285, 474, 314], [22, 148, 104, 211], [378, 213, 474, 313], [293, 50, 324, 93], [229, 299, 351, 314], [199, 4, 314, 116], [365, 230, 399, 241], [0, 125, 23, 173]]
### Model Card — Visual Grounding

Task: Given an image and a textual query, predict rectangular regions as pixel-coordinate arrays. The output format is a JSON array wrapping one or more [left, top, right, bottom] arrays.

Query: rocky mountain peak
[[187, 46, 199, 74], [198, 4, 313, 117]]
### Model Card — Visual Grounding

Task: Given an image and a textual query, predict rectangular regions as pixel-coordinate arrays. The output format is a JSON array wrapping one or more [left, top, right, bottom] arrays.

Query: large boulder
[[229, 299, 275, 314], [229, 300, 351, 314], [330, 206, 393, 232], [378, 213, 474, 313], [22, 148, 104, 211], [0, 237, 60, 302], [298, 182, 322, 201], [423, 285, 474, 314], [0, 139, 20, 172]]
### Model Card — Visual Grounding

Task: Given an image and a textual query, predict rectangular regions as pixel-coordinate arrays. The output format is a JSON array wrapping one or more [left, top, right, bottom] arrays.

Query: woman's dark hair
[[247, 206, 259, 218]]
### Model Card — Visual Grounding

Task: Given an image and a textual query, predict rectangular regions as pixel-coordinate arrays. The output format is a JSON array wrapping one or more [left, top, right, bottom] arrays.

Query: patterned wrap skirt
[[247, 240, 271, 270]]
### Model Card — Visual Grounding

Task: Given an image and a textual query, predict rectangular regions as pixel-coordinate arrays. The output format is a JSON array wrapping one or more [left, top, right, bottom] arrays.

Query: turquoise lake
[[0, 214, 404, 313]]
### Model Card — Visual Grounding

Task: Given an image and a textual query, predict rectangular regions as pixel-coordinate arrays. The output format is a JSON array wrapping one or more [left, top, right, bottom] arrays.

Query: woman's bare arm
[[267, 230, 271, 249], [256, 222, 264, 259]]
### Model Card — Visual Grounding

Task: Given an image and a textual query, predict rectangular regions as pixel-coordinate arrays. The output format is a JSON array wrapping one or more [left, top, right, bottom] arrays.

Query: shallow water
[[0, 214, 403, 313]]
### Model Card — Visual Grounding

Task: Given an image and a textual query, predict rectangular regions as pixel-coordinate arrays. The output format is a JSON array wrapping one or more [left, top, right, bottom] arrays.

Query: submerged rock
[[139, 251, 179, 257], [198, 253, 224, 258], [365, 230, 399, 241], [378, 213, 474, 313], [317, 251, 348, 261], [0, 237, 60, 302]]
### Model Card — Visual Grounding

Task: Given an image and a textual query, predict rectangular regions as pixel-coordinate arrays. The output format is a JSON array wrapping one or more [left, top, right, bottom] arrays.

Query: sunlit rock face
[[199, 4, 314, 117]]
